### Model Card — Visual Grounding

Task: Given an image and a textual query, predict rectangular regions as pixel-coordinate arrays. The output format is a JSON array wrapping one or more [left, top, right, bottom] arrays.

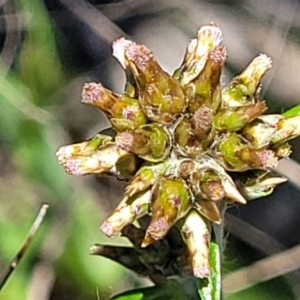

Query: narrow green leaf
[[110, 290, 143, 300], [282, 104, 300, 117], [198, 241, 221, 300]]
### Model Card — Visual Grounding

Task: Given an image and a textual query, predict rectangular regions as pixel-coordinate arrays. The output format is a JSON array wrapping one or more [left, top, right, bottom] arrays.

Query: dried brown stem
[[0, 204, 49, 292]]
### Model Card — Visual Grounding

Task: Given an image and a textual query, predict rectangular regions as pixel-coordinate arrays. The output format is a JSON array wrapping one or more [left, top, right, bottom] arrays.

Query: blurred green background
[[1, 0, 300, 299]]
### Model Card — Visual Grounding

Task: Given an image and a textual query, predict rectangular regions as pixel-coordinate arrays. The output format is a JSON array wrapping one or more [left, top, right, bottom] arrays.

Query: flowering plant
[[56, 23, 300, 299]]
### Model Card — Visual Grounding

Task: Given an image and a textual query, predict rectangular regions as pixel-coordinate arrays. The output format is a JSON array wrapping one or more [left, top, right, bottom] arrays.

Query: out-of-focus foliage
[[111, 278, 201, 300], [1, 0, 300, 300], [0, 1, 129, 300]]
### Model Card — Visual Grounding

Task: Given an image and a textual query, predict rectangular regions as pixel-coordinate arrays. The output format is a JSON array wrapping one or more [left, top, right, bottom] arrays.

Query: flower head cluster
[[56, 23, 299, 279]]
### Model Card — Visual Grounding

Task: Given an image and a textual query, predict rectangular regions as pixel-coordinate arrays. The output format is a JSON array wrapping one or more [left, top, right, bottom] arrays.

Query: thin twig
[[0, 0, 22, 76], [0, 204, 49, 292], [59, 0, 127, 44], [225, 213, 285, 256], [223, 243, 300, 294], [225, 213, 300, 295]]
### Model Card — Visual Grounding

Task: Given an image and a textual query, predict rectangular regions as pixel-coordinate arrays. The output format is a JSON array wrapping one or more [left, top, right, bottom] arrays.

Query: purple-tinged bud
[[116, 124, 171, 162], [190, 106, 213, 141], [82, 82, 147, 131], [192, 169, 225, 202], [101, 190, 151, 237], [216, 133, 278, 171], [222, 54, 272, 107], [56, 134, 112, 164], [178, 23, 223, 85], [116, 41, 187, 123], [82, 82, 116, 110], [190, 166, 246, 204], [187, 46, 226, 113], [62, 143, 133, 176], [142, 177, 191, 247], [180, 210, 211, 278], [63, 155, 104, 175], [125, 163, 166, 197]]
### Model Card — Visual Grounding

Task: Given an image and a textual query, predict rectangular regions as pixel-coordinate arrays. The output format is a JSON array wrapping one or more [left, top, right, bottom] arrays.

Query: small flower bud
[[142, 79, 186, 123], [190, 106, 213, 141], [116, 131, 150, 155], [214, 102, 267, 132], [216, 133, 278, 171], [112, 38, 139, 98], [174, 116, 215, 158], [142, 177, 191, 247], [178, 23, 223, 85], [187, 46, 226, 113], [125, 163, 166, 197], [175, 117, 196, 148], [190, 166, 246, 204], [63, 155, 105, 175], [201, 179, 225, 202], [177, 159, 197, 179], [238, 148, 278, 170], [271, 115, 300, 144], [180, 210, 211, 278], [237, 172, 287, 200], [82, 82, 147, 131], [192, 169, 225, 201], [109, 98, 148, 131], [116, 124, 171, 162], [120, 41, 186, 122], [101, 190, 151, 237], [242, 115, 282, 148], [222, 54, 272, 107], [82, 82, 116, 110], [56, 134, 112, 164], [62, 143, 132, 176]]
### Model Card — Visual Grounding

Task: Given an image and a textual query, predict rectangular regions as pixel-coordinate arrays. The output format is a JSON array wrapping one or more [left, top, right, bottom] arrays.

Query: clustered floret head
[[56, 23, 299, 278]]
